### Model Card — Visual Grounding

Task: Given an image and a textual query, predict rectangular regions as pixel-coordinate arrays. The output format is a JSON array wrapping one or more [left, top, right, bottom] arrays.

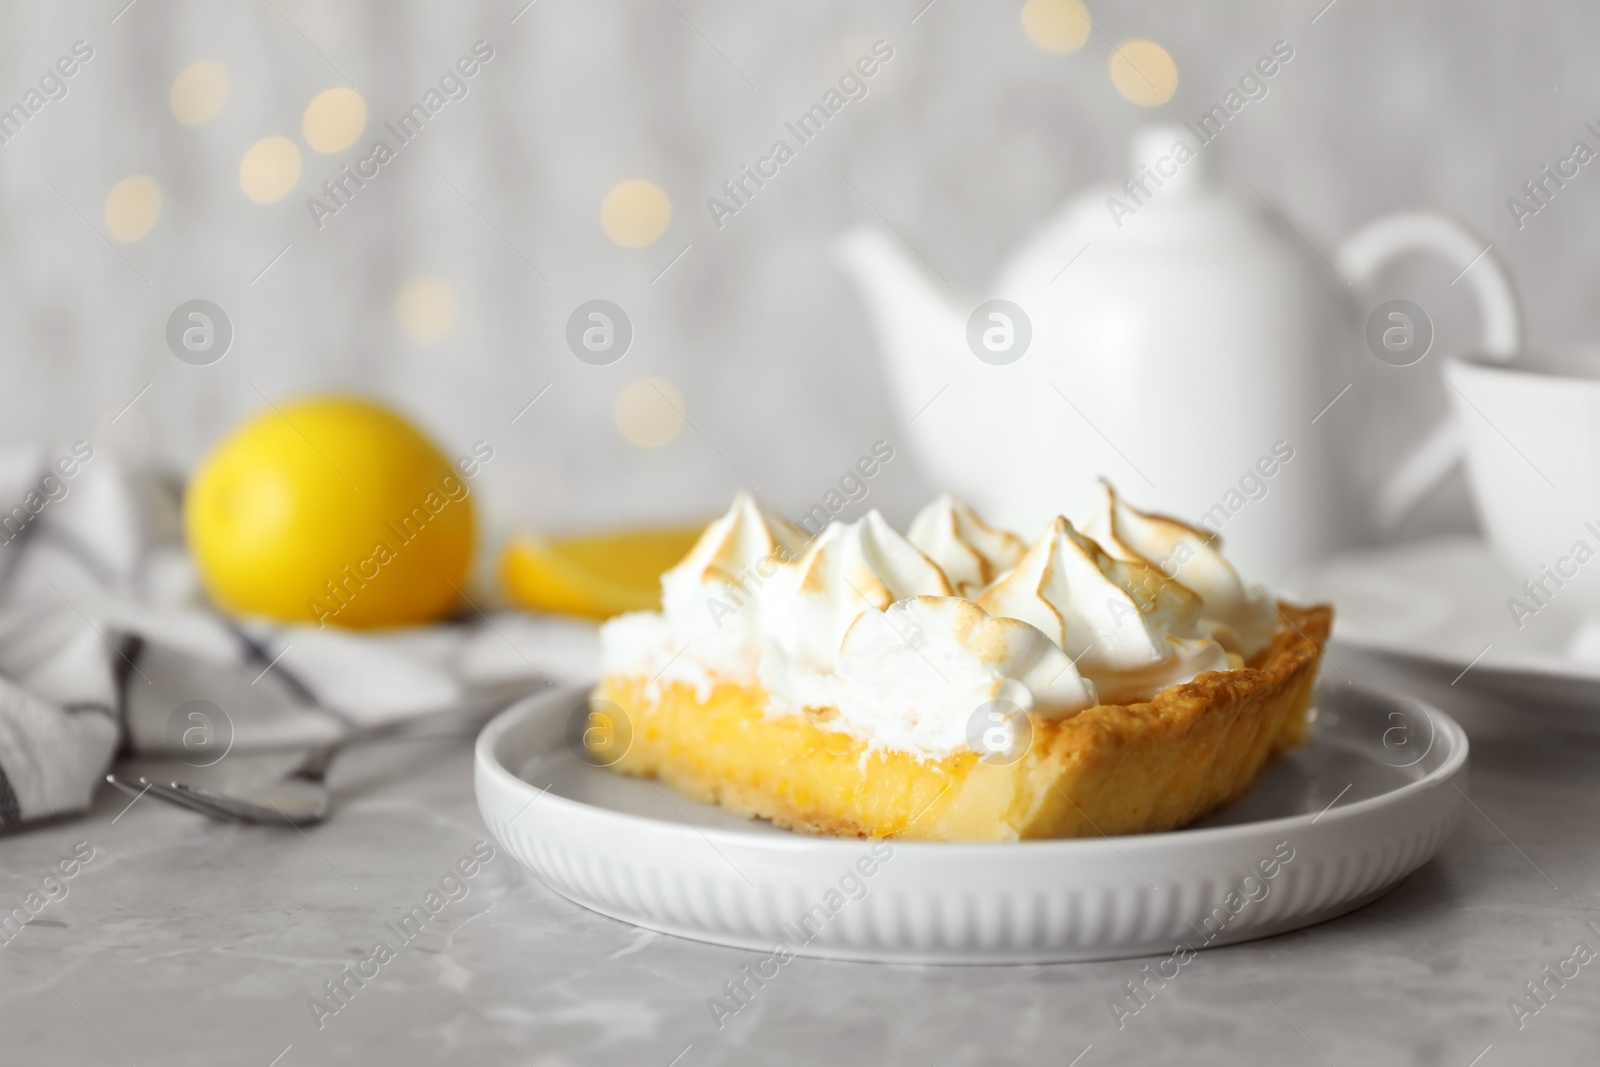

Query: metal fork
[[105, 702, 503, 826]]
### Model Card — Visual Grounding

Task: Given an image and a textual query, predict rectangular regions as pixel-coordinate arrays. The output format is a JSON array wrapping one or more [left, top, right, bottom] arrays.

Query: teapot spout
[[836, 226, 964, 387]]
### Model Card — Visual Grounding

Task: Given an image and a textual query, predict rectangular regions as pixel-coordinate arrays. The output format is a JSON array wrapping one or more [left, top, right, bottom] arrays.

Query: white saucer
[[1291, 536, 1600, 706], [475, 681, 1466, 963]]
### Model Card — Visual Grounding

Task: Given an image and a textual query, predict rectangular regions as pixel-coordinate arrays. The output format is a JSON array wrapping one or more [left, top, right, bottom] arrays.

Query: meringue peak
[[1080, 482, 1279, 657], [768, 510, 951, 675], [907, 493, 1027, 597], [793, 510, 951, 610], [979, 516, 1225, 702], [980, 517, 1200, 652], [678, 490, 805, 591], [652, 492, 806, 685]]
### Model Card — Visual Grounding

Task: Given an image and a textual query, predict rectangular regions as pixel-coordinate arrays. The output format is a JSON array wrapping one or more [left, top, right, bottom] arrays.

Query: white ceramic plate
[[1291, 536, 1600, 706], [475, 681, 1467, 963]]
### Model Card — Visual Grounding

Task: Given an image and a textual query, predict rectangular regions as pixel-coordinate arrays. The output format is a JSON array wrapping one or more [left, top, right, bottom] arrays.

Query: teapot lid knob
[[1131, 124, 1205, 195]]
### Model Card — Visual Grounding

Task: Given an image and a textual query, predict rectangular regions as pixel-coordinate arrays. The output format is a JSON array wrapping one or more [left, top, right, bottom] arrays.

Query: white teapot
[[839, 126, 1520, 579]]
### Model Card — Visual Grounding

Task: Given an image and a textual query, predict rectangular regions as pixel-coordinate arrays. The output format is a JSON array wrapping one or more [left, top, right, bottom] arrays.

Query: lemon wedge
[[500, 527, 702, 619]]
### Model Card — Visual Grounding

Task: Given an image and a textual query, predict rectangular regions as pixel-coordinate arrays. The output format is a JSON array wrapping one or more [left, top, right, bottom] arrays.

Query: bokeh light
[[239, 136, 303, 203], [601, 180, 672, 248], [1021, 0, 1091, 54], [394, 278, 460, 343], [614, 377, 685, 447], [103, 175, 162, 242], [1109, 39, 1178, 106], [302, 87, 367, 153], [169, 61, 230, 125]]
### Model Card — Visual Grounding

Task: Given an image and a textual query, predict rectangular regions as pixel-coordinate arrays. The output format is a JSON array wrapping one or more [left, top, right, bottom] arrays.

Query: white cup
[[1445, 356, 1600, 615]]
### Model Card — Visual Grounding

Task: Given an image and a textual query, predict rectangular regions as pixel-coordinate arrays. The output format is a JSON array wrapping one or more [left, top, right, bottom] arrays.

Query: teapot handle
[[1335, 212, 1522, 532]]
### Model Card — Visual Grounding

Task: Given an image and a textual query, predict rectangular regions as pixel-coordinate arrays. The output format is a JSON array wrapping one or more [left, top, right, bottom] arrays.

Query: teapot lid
[[995, 124, 1304, 291]]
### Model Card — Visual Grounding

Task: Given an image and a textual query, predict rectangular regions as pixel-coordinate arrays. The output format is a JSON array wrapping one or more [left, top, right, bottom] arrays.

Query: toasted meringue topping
[[762, 596, 1096, 756], [1080, 483, 1279, 658], [908, 493, 1028, 597], [978, 517, 1228, 705], [674, 490, 807, 590], [764, 510, 952, 674], [613, 491, 805, 689], [600, 487, 1268, 758]]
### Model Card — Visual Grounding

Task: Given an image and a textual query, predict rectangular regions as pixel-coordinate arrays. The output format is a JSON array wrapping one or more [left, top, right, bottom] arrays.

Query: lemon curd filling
[[595, 488, 1330, 842]]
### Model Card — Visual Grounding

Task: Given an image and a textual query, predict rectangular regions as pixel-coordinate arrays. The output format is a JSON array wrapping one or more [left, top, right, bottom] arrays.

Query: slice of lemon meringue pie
[[594, 487, 1329, 841]]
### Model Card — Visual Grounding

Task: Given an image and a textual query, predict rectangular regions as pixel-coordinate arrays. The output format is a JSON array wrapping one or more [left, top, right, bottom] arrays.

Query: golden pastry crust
[[594, 603, 1331, 841]]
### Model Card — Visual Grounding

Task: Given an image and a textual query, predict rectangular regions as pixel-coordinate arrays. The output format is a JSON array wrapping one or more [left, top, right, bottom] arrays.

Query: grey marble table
[[4, 649, 1598, 1067]]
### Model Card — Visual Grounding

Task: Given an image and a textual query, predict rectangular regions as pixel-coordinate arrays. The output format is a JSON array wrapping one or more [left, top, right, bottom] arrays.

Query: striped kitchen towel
[[0, 447, 598, 827]]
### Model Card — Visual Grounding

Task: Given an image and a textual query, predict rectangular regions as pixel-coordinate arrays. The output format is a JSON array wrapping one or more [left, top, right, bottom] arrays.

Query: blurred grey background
[[0, 0, 1586, 551]]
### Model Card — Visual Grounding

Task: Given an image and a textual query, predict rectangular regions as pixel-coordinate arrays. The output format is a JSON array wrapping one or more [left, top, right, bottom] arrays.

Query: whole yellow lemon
[[186, 396, 475, 628]]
